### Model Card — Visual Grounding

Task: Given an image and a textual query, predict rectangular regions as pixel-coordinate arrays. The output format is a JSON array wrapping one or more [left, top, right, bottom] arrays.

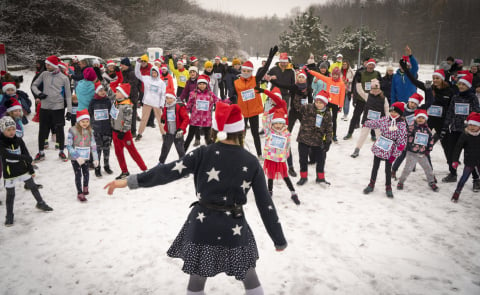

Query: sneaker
[[343, 115, 348, 121], [451, 191, 460, 203], [104, 165, 114, 175], [442, 173, 457, 183], [363, 185, 374, 194], [135, 134, 142, 142], [397, 182, 404, 190], [77, 193, 87, 202], [5, 215, 14, 227], [351, 148, 360, 158], [297, 178, 308, 186], [291, 194, 300, 205], [116, 172, 130, 180], [36, 201, 53, 211], [44, 139, 49, 149], [24, 183, 43, 190], [429, 182, 439, 192], [95, 167, 102, 177], [34, 152, 45, 162], [343, 133, 352, 140], [55, 142, 59, 150], [473, 179, 480, 192], [83, 186, 89, 196], [386, 187, 394, 198], [193, 139, 200, 147], [288, 167, 297, 177], [58, 151, 68, 162]]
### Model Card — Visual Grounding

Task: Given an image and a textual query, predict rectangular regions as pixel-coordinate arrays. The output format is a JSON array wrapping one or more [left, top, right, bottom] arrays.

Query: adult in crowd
[[213, 56, 227, 99], [329, 54, 343, 73], [381, 66, 394, 104], [391, 46, 419, 104], [119, 57, 140, 136], [341, 59, 355, 120], [268, 52, 295, 110]]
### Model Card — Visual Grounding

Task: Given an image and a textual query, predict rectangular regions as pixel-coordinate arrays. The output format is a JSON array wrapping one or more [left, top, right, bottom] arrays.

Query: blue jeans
[[343, 92, 351, 115]]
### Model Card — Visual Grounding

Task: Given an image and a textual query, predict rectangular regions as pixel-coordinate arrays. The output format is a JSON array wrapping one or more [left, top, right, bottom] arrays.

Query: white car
[[59, 55, 106, 67]]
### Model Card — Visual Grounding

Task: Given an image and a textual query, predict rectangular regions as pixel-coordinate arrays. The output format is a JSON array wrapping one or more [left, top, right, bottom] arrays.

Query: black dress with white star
[[127, 142, 287, 280]]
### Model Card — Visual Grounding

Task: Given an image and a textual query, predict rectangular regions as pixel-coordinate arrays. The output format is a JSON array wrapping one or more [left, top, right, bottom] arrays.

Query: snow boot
[[5, 214, 14, 227], [291, 193, 300, 205], [451, 191, 460, 203], [316, 172, 330, 185], [36, 201, 53, 212], [473, 179, 480, 192], [95, 167, 102, 177], [77, 193, 87, 202], [351, 148, 360, 158], [442, 173, 457, 183], [363, 180, 375, 194], [386, 185, 394, 198], [296, 172, 308, 186], [288, 167, 297, 177], [429, 182, 439, 192], [104, 165, 113, 175]]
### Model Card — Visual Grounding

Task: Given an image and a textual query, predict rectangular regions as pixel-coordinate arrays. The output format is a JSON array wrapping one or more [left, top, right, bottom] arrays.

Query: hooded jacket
[[135, 62, 166, 108]]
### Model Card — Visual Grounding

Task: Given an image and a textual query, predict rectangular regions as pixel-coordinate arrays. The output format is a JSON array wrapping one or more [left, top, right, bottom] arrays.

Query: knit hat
[[232, 58, 241, 66], [271, 87, 282, 99], [2, 82, 16, 92], [165, 88, 176, 99], [370, 79, 380, 89], [387, 66, 394, 72], [76, 109, 90, 121], [94, 81, 104, 94], [204, 60, 213, 68], [83, 67, 97, 82], [366, 58, 376, 66], [212, 102, 244, 140], [242, 61, 254, 71], [390, 101, 405, 116], [120, 57, 131, 67], [140, 54, 149, 62], [222, 57, 228, 63], [408, 93, 424, 105], [6, 97, 22, 112], [297, 69, 307, 79], [197, 74, 210, 85], [432, 69, 445, 80], [161, 63, 168, 71], [279, 52, 289, 63], [458, 72, 473, 88], [315, 90, 329, 105], [116, 83, 131, 98], [0, 116, 16, 132], [189, 66, 198, 73], [466, 112, 480, 127], [190, 56, 198, 63], [414, 109, 428, 120], [271, 109, 287, 124], [319, 62, 329, 69], [455, 58, 463, 65], [331, 67, 341, 76], [107, 60, 116, 67], [45, 55, 60, 68]]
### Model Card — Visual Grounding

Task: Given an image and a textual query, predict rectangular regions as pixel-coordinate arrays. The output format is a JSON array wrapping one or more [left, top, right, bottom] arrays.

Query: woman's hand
[[104, 179, 128, 195]]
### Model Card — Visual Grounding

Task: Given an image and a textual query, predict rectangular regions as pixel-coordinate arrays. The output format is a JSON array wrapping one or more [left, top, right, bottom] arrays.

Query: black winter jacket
[[0, 133, 35, 178]]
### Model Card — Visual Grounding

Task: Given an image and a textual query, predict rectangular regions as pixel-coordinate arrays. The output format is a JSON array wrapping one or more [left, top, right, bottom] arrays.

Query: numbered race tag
[[15, 129, 23, 138], [427, 105, 443, 117], [214, 73, 222, 80], [301, 98, 307, 105], [315, 114, 323, 128], [150, 85, 159, 93], [241, 89, 256, 101], [179, 76, 187, 83], [7, 147, 21, 155], [270, 134, 287, 150], [75, 147, 90, 160], [330, 85, 340, 94], [406, 114, 415, 126], [367, 110, 381, 120], [167, 109, 176, 122], [414, 132, 429, 146], [196, 100, 210, 111], [72, 106, 78, 115], [364, 81, 371, 91], [454, 103, 469, 115], [375, 136, 394, 151], [110, 104, 119, 120], [94, 109, 109, 121]]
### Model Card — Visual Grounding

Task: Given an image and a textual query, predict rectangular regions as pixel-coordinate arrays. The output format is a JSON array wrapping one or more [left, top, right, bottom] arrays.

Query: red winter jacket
[[162, 102, 189, 133]]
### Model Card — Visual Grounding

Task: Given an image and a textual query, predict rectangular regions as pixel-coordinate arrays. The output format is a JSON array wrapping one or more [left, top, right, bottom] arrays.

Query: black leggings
[[244, 116, 262, 156], [71, 160, 89, 194], [370, 156, 392, 186], [187, 267, 260, 292], [444, 131, 462, 175], [348, 100, 366, 135], [268, 177, 295, 192], [328, 103, 339, 138], [5, 178, 43, 217], [184, 126, 212, 151]]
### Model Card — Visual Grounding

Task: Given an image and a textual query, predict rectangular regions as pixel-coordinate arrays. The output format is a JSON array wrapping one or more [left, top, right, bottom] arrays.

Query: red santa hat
[[271, 109, 287, 124], [2, 82, 16, 92], [212, 101, 245, 140], [408, 93, 424, 105], [279, 52, 289, 63], [457, 70, 469, 78], [94, 81, 104, 94], [315, 90, 329, 105], [197, 74, 210, 85], [190, 56, 198, 63], [458, 72, 473, 88], [297, 69, 307, 79], [116, 83, 131, 98], [161, 63, 168, 71], [6, 98, 22, 112], [402, 55, 411, 66], [166, 88, 176, 99], [466, 112, 480, 127], [76, 109, 90, 121], [0, 70, 6, 76], [58, 62, 67, 70], [390, 101, 405, 116], [176, 59, 184, 65], [106, 60, 115, 67], [366, 58, 376, 66], [432, 69, 445, 80], [214, 56, 221, 60], [414, 109, 428, 120], [271, 87, 282, 99], [242, 61, 254, 71], [153, 59, 161, 65], [45, 55, 60, 68]]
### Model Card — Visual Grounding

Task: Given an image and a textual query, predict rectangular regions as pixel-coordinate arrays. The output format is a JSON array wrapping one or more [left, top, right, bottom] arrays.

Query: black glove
[[114, 66, 120, 72], [399, 59, 408, 71], [254, 86, 264, 93], [65, 112, 72, 120], [117, 132, 125, 140], [38, 93, 48, 100], [425, 80, 432, 89], [439, 130, 447, 139], [268, 45, 279, 59], [324, 141, 331, 152]]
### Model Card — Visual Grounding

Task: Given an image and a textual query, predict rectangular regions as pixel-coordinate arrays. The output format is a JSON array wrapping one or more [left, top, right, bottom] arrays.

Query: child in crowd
[[67, 109, 99, 202], [263, 109, 300, 205], [397, 109, 438, 192], [111, 83, 148, 179], [363, 102, 407, 198], [70, 93, 79, 127], [450, 112, 480, 202], [158, 89, 189, 163], [0, 116, 52, 226], [88, 82, 113, 177], [295, 90, 333, 186]]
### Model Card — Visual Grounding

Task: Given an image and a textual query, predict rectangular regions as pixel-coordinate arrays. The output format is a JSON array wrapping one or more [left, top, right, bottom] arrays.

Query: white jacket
[[135, 63, 166, 108]]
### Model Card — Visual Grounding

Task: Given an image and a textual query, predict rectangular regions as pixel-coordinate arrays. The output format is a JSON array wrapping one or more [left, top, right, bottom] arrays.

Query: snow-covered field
[[0, 60, 479, 295]]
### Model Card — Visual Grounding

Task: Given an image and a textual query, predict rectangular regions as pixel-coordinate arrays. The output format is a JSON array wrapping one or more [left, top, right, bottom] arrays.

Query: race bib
[[241, 89, 256, 101], [364, 82, 371, 91], [150, 84, 159, 93], [427, 105, 443, 117], [367, 110, 381, 120], [454, 103, 469, 115], [214, 73, 222, 80], [196, 100, 210, 111], [330, 85, 340, 94], [414, 132, 429, 146], [167, 109, 176, 122], [179, 76, 187, 83], [406, 114, 415, 126], [301, 98, 307, 105], [375, 136, 393, 151], [75, 147, 90, 159], [315, 114, 323, 128], [94, 109, 109, 121], [270, 134, 287, 150], [7, 147, 21, 155], [72, 106, 78, 115], [110, 104, 119, 120]]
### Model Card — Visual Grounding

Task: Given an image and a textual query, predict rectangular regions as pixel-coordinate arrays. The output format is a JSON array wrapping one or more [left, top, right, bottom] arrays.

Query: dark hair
[[210, 130, 244, 147], [446, 56, 455, 62], [363, 57, 370, 62]]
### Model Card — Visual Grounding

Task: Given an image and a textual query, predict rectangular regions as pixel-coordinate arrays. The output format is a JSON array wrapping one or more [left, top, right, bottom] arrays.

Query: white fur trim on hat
[[95, 84, 104, 93], [166, 93, 176, 99], [432, 72, 445, 80], [116, 86, 129, 98], [415, 113, 428, 119], [45, 60, 59, 68], [212, 117, 245, 133], [197, 77, 209, 84], [458, 78, 472, 88], [467, 120, 480, 127], [315, 94, 329, 105], [408, 97, 421, 105], [297, 72, 307, 79], [7, 105, 22, 113], [271, 117, 286, 124], [189, 66, 198, 73], [2, 84, 16, 92], [77, 114, 90, 121]]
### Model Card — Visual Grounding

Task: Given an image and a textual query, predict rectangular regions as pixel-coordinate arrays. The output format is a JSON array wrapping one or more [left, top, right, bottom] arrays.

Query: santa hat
[[0, 70, 6, 76], [279, 52, 289, 63], [177, 59, 184, 65], [315, 90, 329, 105], [432, 69, 445, 80], [366, 58, 376, 66], [83, 67, 97, 82], [190, 56, 198, 63], [189, 66, 198, 73], [45, 55, 60, 68], [2, 82, 16, 92], [271, 109, 287, 124], [297, 70, 307, 79], [408, 93, 424, 105], [414, 109, 428, 120], [214, 56, 221, 60], [153, 59, 162, 65], [160, 56, 165, 63], [402, 55, 411, 66], [212, 102, 244, 140], [458, 72, 473, 88], [242, 61, 254, 71], [271, 87, 282, 99], [197, 74, 210, 85], [466, 112, 480, 127], [6, 97, 22, 112], [0, 116, 16, 132], [116, 83, 131, 98], [457, 70, 469, 78], [166, 89, 176, 99], [161, 63, 168, 71], [390, 101, 405, 116], [76, 109, 90, 121], [94, 81, 104, 94], [322, 54, 327, 59], [58, 62, 67, 70], [107, 60, 116, 67]]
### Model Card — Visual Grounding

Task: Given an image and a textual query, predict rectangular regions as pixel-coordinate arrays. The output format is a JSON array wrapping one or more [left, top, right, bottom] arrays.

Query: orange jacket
[[310, 70, 346, 107], [234, 76, 263, 118]]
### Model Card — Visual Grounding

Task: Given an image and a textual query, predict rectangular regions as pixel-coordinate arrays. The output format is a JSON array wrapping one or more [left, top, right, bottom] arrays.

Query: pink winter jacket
[[186, 88, 221, 127], [262, 126, 291, 162], [364, 116, 407, 160]]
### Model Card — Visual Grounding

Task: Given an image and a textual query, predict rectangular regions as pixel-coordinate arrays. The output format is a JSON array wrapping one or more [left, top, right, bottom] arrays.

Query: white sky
[[192, 0, 328, 18]]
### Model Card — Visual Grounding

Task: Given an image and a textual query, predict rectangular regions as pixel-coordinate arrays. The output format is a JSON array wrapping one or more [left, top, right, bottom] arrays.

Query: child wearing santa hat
[[362, 102, 407, 198], [397, 109, 438, 192]]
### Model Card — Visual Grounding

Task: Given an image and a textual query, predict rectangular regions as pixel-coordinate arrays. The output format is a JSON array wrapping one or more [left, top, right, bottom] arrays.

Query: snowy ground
[[0, 61, 479, 295]]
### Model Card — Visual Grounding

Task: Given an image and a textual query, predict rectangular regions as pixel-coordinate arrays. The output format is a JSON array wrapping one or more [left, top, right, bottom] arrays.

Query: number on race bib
[[94, 109, 109, 121], [330, 85, 340, 94], [167, 110, 176, 122], [110, 104, 119, 120], [270, 134, 287, 150], [196, 100, 210, 111], [241, 89, 256, 101], [427, 105, 442, 117], [364, 82, 371, 91], [375, 136, 394, 151], [454, 103, 469, 115], [414, 132, 429, 146], [180, 76, 187, 83], [367, 110, 381, 120], [315, 114, 323, 128], [75, 147, 90, 159]]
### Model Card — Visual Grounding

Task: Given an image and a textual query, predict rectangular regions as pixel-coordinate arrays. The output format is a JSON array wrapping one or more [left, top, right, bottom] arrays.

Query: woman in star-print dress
[[105, 101, 287, 294]]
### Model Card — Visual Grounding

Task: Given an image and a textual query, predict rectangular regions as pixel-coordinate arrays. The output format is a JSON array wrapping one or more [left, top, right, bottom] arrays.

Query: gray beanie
[[0, 116, 16, 132]]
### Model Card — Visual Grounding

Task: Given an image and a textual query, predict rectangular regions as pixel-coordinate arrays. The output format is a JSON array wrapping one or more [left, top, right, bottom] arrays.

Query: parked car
[[59, 55, 106, 67]]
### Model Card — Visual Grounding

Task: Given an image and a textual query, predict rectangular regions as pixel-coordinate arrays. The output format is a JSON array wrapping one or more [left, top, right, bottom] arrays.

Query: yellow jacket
[[168, 59, 190, 88], [329, 61, 342, 73]]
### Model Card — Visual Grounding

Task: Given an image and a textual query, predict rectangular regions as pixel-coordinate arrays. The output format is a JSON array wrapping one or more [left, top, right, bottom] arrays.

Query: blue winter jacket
[[76, 80, 95, 111], [391, 55, 419, 104]]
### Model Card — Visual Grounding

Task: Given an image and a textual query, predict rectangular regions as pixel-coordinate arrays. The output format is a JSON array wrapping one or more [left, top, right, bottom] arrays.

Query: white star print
[[232, 224, 243, 236], [206, 167, 220, 182], [225, 211, 231, 216], [240, 180, 251, 191], [217, 236, 222, 240], [196, 192, 201, 199], [172, 160, 186, 174], [196, 212, 206, 223], [189, 152, 194, 156], [215, 151, 220, 155], [242, 166, 248, 172], [268, 205, 273, 210]]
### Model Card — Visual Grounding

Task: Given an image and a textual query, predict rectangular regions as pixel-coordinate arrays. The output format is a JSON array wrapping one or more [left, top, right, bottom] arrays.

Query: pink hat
[[83, 67, 97, 82], [212, 102, 245, 140]]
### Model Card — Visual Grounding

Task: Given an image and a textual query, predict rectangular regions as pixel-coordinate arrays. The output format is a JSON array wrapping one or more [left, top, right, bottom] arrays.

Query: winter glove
[[114, 66, 121, 72], [76, 158, 85, 165], [268, 45, 279, 59], [254, 86, 264, 93], [425, 80, 432, 89], [452, 162, 459, 169], [93, 160, 99, 168], [65, 112, 72, 120], [38, 93, 48, 100], [175, 129, 184, 139], [117, 132, 125, 140], [388, 156, 396, 164]]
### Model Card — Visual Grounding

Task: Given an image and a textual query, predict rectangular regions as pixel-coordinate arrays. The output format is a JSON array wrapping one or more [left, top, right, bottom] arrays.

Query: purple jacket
[[364, 116, 407, 160], [186, 88, 221, 127], [180, 78, 198, 103]]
